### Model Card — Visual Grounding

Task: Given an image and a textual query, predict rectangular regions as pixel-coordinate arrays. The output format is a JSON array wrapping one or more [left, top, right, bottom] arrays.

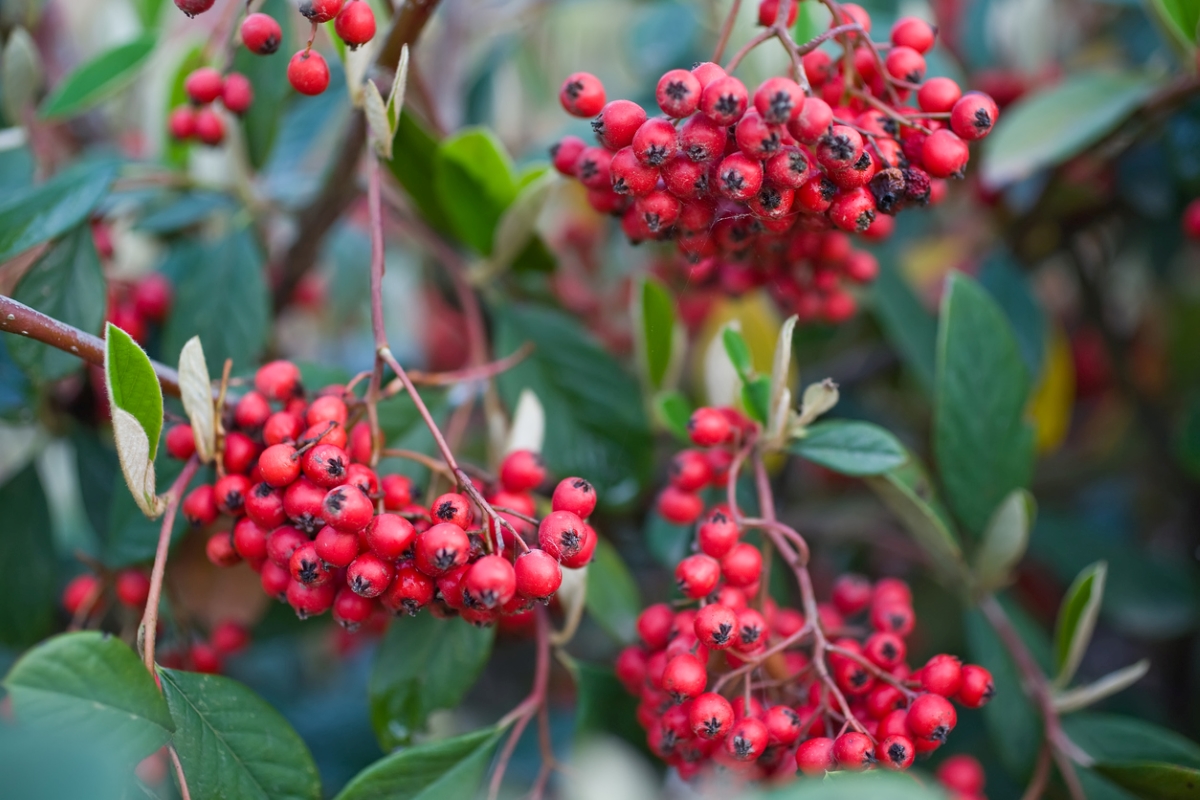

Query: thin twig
[[140, 457, 200, 674], [169, 745, 192, 800], [490, 606, 552, 800], [711, 0, 745, 63]]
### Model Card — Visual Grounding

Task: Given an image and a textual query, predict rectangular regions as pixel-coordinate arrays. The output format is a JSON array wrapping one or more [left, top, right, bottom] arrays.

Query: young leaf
[[364, 79, 393, 159], [934, 272, 1035, 537], [741, 374, 772, 424], [3, 632, 174, 766], [178, 336, 215, 463], [1054, 659, 1150, 714], [2, 27, 44, 123], [368, 614, 494, 750], [0, 160, 116, 261], [766, 314, 798, 437], [40, 35, 157, 120], [334, 727, 502, 800], [654, 389, 693, 442], [632, 275, 681, 391], [974, 489, 1035, 592], [722, 324, 754, 377], [487, 168, 556, 275], [504, 388, 545, 455], [795, 379, 839, 427], [159, 668, 321, 800], [790, 419, 907, 476], [433, 128, 518, 253], [865, 457, 967, 586], [1054, 561, 1108, 686], [586, 538, 641, 644], [105, 323, 166, 518], [387, 44, 410, 131], [0, 464, 56, 648]]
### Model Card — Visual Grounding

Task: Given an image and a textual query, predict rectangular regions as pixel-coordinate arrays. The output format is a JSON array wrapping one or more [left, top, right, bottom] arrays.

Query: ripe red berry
[[190, 642, 222, 673], [891, 16, 935, 52], [701, 76, 748, 126], [266, 525, 308, 568], [559, 72, 606, 118], [714, 153, 762, 202], [381, 563, 436, 615], [765, 146, 811, 189], [735, 110, 782, 160], [538, 510, 586, 560], [560, 522, 598, 569], [306, 394, 348, 427], [210, 621, 249, 655], [333, 586, 376, 630], [283, 477, 326, 534], [675, 554, 721, 599], [429, 492, 470, 528], [514, 549, 562, 601], [114, 570, 150, 608], [288, 50, 330, 96], [656, 69, 702, 118], [289, 542, 330, 586], [956, 664, 995, 708], [726, 717, 768, 761], [734, 608, 766, 652], [696, 507, 739, 558], [258, 443, 299, 487], [167, 106, 195, 140], [693, 603, 737, 650], [222, 431, 260, 476], [817, 125, 865, 171], [631, 118, 677, 167], [1184, 199, 1200, 240], [303, 444, 349, 488], [877, 734, 915, 770], [637, 603, 675, 650], [206, 531, 241, 567], [498, 449, 545, 492], [415, 522, 470, 577], [260, 413, 299, 447], [843, 250, 879, 283], [185, 68, 223, 105], [464, 555, 517, 609], [364, 513, 415, 560], [918, 76, 962, 113], [381, 474, 414, 510], [260, 560, 290, 599], [921, 129, 969, 178], [334, 0, 376, 49], [831, 573, 872, 615], [193, 108, 225, 146], [183, 484, 218, 526], [551, 136, 587, 176], [834, 731, 875, 770], [165, 424, 195, 461], [345, 463, 378, 496], [871, 601, 916, 637], [255, 360, 301, 401], [175, 0, 216, 16], [661, 153, 709, 198], [574, 145, 614, 190], [830, 187, 878, 233], [611, 149, 661, 201], [907, 692, 957, 744], [679, 113, 727, 162], [592, 100, 646, 150], [221, 72, 253, 115], [551, 477, 596, 518], [347, 553, 393, 598], [758, 0, 798, 26], [796, 736, 836, 775], [286, 578, 335, 618], [951, 92, 999, 140], [789, 96, 833, 144], [866, 684, 907, 719], [322, 485, 374, 532], [233, 516, 270, 561], [241, 12, 282, 54], [864, 631, 907, 669], [314, 525, 360, 568], [662, 653, 707, 701], [615, 646, 648, 693], [689, 692, 733, 739], [721, 542, 762, 587], [299, 0, 343, 23], [938, 754, 986, 794], [885, 46, 927, 84], [921, 654, 964, 697], [754, 77, 805, 125]]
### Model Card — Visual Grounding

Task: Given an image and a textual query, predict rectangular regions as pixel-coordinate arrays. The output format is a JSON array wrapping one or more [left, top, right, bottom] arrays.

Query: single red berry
[[266, 525, 309, 569], [734, 608, 766, 651], [721, 542, 762, 587], [668, 450, 712, 492], [232, 516, 270, 561], [514, 549, 562, 601], [691, 61, 727, 90], [765, 146, 811, 189], [114, 570, 150, 608], [193, 108, 225, 146], [885, 46, 927, 83], [830, 187, 877, 233], [288, 50, 330, 96], [689, 692, 733, 739], [333, 586, 376, 630], [615, 646, 649, 694], [662, 653, 707, 702], [864, 631, 907, 669], [464, 555, 517, 609], [206, 531, 241, 567], [675, 554, 721, 599], [817, 125, 865, 171], [1184, 199, 1200, 240], [289, 542, 330, 586], [415, 522, 470, 576], [918, 76, 962, 113], [951, 92, 999, 140], [866, 684, 907, 719], [165, 424, 195, 461], [347, 553, 393, 598], [345, 463, 378, 496], [843, 250, 879, 283], [726, 718, 768, 761], [835, 657, 875, 696], [168, 106, 195, 140], [921, 128, 969, 178], [871, 601, 916, 637], [757, 0, 798, 26], [241, 12, 282, 54], [263, 411, 302, 446], [679, 113, 727, 162], [381, 474, 414, 510], [363, 513, 414, 561], [716, 152, 763, 201], [831, 573, 872, 615], [661, 153, 709, 198], [560, 522, 598, 569], [322, 485, 374, 532], [286, 578, 336, 618], [891, 16, 935, 52], [190, 641, 222, 673], [906, 692, 957, 744], [874, 577, 912, 605], [921, 654, 964, 697], [300, 0, 343, 23], [592, 99, 646, 150], [210, 621, 249, 655], [693, 603, 737, 650], [656, 486, 704, 525], [538, 510, 586, 560], [559, 72, 606, 118], [834, 731, 876, 770], [748, 183, 794, 220], [303, 444, 349, 488], [701, 75, 748, 126], [550, 136, 587, 177], [754, 76, 805, 125], [314, 525, 360, 568], [131, 273, 172, 322], [260, 560, 291, 600], [762, 705, 802, 745], [499, 449, 545, 492], [656, 69, 702, 118], [735, 109, 782, 160], [574, 146, 613, 190], [175, 0, 216, 17], [956, 664, 995, 708], [214, 474, 251, 516], [185, 68, 224, 105], [222, 431, 260, 476], [637, 603, 676, 650], [256, 445, 296, 489], [631, 118, 677, 167], [796, 736, 836, 775], [877, 734, 915, 770], [255, 360, 301, 401], [610, 146, 660, 196], [697, 508, 739, 558], [938, 754, 986, 794], [306, 395, 348, 428], [221, 72, 253, 115], [381, 563, 436, 615], [795, 173, 837, 213], [879, 708, 910, 739], [334, 0, 376, 48], [789, 96, 833, 144], [283, 478, 326, 534], [551, 477, 596, 518], [429, 492, 471, 528]]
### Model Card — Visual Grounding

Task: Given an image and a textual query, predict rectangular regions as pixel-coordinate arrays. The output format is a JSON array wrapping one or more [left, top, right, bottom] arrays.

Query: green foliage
[[586, 537, 643, 644], [0, 724, 138, 800], [3, 632, 173, 765], [1066, 713, 1200, 799], [1053, 562, 1107, 685], [388, 110, 454, 236], [0, 464, 56, 648], [433, 128, 518, 254], [105, 324, 164, 458], [869, 262, 937, 395], [368, 614, 494, 749], [40, 34, 156, 119], [8, 226, 106, 382], [569, 660, 645, 751], [335, 727, 502, 800], [653, 389, 693, 442], [865, 456, 966, 585], [934, 273, 1035, 537], [635, 276, 678, 390], [0, 160, 115, 262], [973, 490, 1034, 592], [645, 510, 691, 569], [160, 668, 322, 800], [790, 420, 908, 476]]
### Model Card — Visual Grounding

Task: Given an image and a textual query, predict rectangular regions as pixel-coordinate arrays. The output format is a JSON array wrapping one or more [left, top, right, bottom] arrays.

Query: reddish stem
[[711, 0, 745, 63], [489, 605, 552, 800], [140, 457, 200, 674]]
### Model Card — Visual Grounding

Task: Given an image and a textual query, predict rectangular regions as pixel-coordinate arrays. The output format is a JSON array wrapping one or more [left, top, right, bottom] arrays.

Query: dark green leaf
[[645, 511, 691, 569], [0, 724, 137, 800], [160, 668, 321, 800], [1095, 762, 1200, 799], [1064, 714, 1200, 769], [231, 0, 294, 169], [585, 538, 641, 644], [40, 35, 157, 119], [3, 632, 174, 765], [869, 262, 936, 396], [161, 229, 269, 375], [433, 128, 517, 253], [0, 160, 116, 262], [635, 276, 677, 390], [722, 326, 754, 377], [653, 389, 692, 442], [741, 375, 772, 424], [1144, 0, 1200, 53], [0, 464, 56, 648], [791, 419, 908, 476], [388, 110, 454, 236], [495, 304, 652, 505], [1053, 561, 1106, 685], [979, 251, 1045, 379], [334, 727, 502, 800], [106, 324, 164, 457], [569, 660, 647, 754], [981, 72, 1161, 187], [135, 191, 236, 233], [368, 614, 493, 750], [511, 235, 556, 273], [934, 272, 1035, 537], [864, 456, 966, 585], [9, 225, 106, 381]]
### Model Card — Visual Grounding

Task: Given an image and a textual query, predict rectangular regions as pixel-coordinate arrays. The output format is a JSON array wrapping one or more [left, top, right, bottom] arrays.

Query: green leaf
[[722, 325, 754, 377], [231, 0, 294, 169], [633, 276, 679, 391], [934, 272, 1035, 537], [741, 375, 772, 424], [0, 464, 56, 648], [0, 160, 116, 261], [1054, 660, 1150, 714], [40, 34, 157, 119], [1053, 562, 1107, 686], [981, 72, 1161, 188], [764, 770, 946, 798], [0, 724, 138, 800], [1144, 0, 1200, 54], [568, 659, 648, 753], [3, 632, 174, 765], [433, 128, 518, 253], [791, 419, 908, 476], [864, 456, 966, 585], [653, 389, 693, 442], [494, 304, 652, 505], [585, 537, 641, 644], [159, 668, 321, 800], [645, 511, 691, 569], [334, 727, 502, 800], [9, 226, 106, 381], [1095, 762, 1200, 799], [388, 110, 454, 236], [974, 489, 1035, 592], [869, 262, 937, 396], [980, 252, 1046, 380], [106, 324, 164, 457], [368, 614, 493, 750], [1063, 713, 1200, 770], [161, 230, 269, 375], [133, 0, 167, 27]]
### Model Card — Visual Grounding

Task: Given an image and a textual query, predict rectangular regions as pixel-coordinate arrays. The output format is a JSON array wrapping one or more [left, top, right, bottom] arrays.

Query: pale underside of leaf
[[504, 388, 545, 455], [178, 336, 215, 463], [111, 407, 165, 518], [387, 45, 410, 132], [704, 322, 742, 409], [768, 314, 798, 437], [364, 80, 393, 160], [1054, 659, 1150, 714]]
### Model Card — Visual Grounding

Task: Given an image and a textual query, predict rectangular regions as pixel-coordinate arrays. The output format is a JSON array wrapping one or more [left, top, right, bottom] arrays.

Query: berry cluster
[[168, 69, 254, 147], [551, 1, 997, 324], [615, 405, 994, 781], [105, 273, 173, 345], [171, 359, 600, 629]]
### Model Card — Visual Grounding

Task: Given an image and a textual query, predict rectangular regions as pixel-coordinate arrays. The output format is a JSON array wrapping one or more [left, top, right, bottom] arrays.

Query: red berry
[[538, 510, 586, 560], [885, 46, 927, 84], [891, 16, 935, 52], [701, 76, 748, 127], [381, 474, 414, 510], [662, 653, 707, 701], [866, 684, 907, 719], [210, 621, 249, 654], [951, 92, 999, 140], [415, 522, 470, 576], [835, 657, 875, 696], [632, 118, 677, 167], [303, 444, 349, 488], [241, 12, 282, 55], [345, 463, 378, 496], [830, 187, 877, 233], [514, 549, 562, 601], [306, 395, 348, 428], [221, 73, 253, 115], [877, 734, 915, 770], [314, 525, 360, 568], [175, 0, 216, 16], [637, 603, 675, 650], [735, 110, 782, 160], [921, 654, 964, 697], [734, 608, 766, 651], [347, 553, 393, 598], [656, 69, 702, 118], [668, 450, 712, 492], [232, 516, 270, 561], [831, 573, 872, 615], [286, 578, 335, 618], [114, 570, 150, 608], [574, 146, 613, 190], [843, 250, 879, 283], [754, 77, 805, 125], [168, 106, 195, 140], [550, 477, 596, 518], [560, 522, 597, 569], [255, 360, 301, 401], [691, 61, 727, 90], [1184, 199, 1200, 240], [222, 432, 260, 476], [757, 0, 798, 26], [262, 412, 302, 447], [765, 146, 812, 189], [615, 646, 648, 694], [184, 67, 223, 104], [675, 554, 721, 599], [693, 603, 737, 650], [266, 526, 308, 568], [906, 693, 957, 744], [190, 642, 222, 673], [132, 273, 172, 322], [690, 692, 733, 739], [559, 72, 606, 118], [864, 631, 906, 669], [716, 152, 763, 202], [725, 717, 768, 761], [551, 136, 587, 177], [260, 561, 290, 600], [918, 76, 962, 113], [363, 513, 414, 561], [796, 736, 836, 775], [289, 542, 330, 586], [956, 664, 995, 708], [165, 424, 195, 461], [299, 0, 343, 23], [322, 485, 374, 532], [333, 586, 376, 630], [283, 477, 326, 534], [610, 146, 660, 196], [334, 0, 376, 49], [464, 555, 516, 609], [499, 450, 545, 492], [661, 153, 709, 199], [381, 563, 436, 615], [697, 508, 739, 558], [789, 97, 833, 144], [763, 705, 803, 745], [879, 708, 910, 739], [592, 100, 646, 150], [214, 474, 251, 516], [193, 108, 224, 147], [679, 113, 727, 162], [720, 542, 762, 587], [834, 731, 875, 770], [871, 601, 916, 637], [206, 531, 240, 567], [921, 129, 969, 178], [938, 754, 986, 794], [288, 50, 330, 96], [657, 486, 704, 525], [429, 492, 471, 528]]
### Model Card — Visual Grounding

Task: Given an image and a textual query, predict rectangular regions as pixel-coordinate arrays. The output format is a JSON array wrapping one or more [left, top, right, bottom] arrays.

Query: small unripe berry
[[288, 50, 330, 96], [514, 549, 562, 601], [334, 0, 376, 49], [241, 12, 282, 55]]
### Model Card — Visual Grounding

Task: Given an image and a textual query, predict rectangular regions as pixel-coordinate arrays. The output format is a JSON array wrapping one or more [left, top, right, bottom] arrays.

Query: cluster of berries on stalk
[[105, 272, 173, 346], [552, 1, 997, 324], [615, 404, 994, 781], [168, 68, 254, 147], [168, 359, 600, 630]]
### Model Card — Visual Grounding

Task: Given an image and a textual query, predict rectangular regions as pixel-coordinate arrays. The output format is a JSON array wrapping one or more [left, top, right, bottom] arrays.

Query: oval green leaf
[[981, 72, 1161, 188], [790, 419, 908, 476], [433, 128, 518, 253], [1054, 561, 1107, 686], [105, 323, 164, 457], [0, 464, 56, 648], [974, 489, 1035, 592], [40, 34, 157, 120], [335, 727, 502, 800], [722, 325, 754, 377], [1095, 762, 1200, 799], [586, 537, 642, 644], [653, 389, 693, 442], [633, 276, 679, 391], [0, 160, 116, 262], [1063, 713, 1200, 769], [3, 632, 173, 765], [159, 668, 321, 800]]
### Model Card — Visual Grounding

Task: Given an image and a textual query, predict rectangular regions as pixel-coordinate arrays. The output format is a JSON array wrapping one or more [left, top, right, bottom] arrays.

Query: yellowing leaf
[[692, 292, 783, 407], [1028, 323, 1074, 454]]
